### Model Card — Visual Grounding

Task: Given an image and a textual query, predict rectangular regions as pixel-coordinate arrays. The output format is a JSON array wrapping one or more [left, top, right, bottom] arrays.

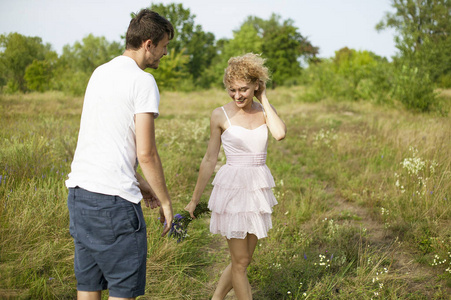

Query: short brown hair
[[126, 9, 174, 50], [223, 53, 270, 88]]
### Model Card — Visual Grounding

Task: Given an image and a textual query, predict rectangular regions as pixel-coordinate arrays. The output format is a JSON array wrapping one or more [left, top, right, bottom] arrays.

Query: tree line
[[1, 1, 449, 112]]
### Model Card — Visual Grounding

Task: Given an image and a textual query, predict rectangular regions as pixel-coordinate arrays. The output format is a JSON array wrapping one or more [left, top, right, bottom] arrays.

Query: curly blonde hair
[[223, 53, 270, 88]]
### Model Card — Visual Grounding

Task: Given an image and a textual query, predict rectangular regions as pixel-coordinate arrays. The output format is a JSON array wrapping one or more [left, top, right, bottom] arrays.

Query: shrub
[[392, 65, 438, 112]]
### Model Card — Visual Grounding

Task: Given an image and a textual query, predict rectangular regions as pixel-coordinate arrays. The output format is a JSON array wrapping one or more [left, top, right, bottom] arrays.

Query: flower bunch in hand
[[168, 201, 210, 242]]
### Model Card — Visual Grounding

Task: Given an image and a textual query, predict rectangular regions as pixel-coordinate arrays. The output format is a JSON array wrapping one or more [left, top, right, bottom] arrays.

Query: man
[[66, 9, 174, 300]]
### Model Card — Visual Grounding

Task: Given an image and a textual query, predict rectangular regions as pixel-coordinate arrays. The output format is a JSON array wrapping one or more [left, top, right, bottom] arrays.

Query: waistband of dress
[[226, 153, 266, 166]]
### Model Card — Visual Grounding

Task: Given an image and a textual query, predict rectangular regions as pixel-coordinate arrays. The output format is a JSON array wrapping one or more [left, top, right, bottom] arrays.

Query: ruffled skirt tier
[[208, 164, 277, 239]]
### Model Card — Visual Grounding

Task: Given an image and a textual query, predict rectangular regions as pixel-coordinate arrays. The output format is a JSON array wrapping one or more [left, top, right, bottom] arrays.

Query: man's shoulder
[[96, 56, 155, 82]]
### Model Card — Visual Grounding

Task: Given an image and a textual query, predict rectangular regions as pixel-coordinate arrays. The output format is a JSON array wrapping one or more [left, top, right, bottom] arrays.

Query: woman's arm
[[255, 82, 287, 141], [185, 108, 223, 218]]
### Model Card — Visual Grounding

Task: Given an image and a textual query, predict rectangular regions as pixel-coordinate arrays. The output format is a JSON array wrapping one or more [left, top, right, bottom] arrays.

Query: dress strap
[[221, 106, 232, 127]]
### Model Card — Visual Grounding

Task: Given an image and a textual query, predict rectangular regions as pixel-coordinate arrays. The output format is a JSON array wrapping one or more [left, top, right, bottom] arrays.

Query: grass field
[[0, 87, 450, 299]]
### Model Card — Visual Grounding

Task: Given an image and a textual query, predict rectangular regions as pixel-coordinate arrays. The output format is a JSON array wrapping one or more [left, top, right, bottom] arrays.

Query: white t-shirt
[[66, 56, 159, 203]]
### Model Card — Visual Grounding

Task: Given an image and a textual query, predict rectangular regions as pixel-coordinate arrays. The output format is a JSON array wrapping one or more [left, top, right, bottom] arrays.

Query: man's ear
[[143, 39, 153, 51]]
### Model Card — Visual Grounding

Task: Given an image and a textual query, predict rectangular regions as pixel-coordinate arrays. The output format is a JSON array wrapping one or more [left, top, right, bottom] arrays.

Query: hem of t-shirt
[[135, 110, 159, 118], [65, 181, 142, 204]]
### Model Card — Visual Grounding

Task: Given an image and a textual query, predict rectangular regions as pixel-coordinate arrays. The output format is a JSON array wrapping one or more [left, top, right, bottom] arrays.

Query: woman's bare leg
[[212, 234, 258, 300], [211, 263, 233, 299]]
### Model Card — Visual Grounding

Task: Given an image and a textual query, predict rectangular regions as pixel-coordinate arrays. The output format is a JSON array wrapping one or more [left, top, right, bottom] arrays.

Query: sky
[[0, 0, 398, 59]]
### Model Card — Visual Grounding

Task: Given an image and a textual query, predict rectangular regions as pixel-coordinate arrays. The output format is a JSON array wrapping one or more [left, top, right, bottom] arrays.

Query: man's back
[[66, 55, 160, 203]]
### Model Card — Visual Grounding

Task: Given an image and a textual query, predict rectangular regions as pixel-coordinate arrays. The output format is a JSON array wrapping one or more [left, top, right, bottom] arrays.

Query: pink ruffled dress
[[208, 106, 278, 239]]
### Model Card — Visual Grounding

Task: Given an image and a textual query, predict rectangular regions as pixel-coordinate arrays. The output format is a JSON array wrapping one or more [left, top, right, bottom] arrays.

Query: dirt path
[[324, 185, 450, 298]]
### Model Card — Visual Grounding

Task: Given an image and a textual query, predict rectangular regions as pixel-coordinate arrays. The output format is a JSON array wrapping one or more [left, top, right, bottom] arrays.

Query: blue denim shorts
[[67, 187, 147, 298]]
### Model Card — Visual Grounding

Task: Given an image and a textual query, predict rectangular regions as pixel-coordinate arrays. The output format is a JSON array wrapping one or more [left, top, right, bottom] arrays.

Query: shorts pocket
[[129, 204, 141, 232], [114, 201, 143, 237], [81, 209, 116, 245]]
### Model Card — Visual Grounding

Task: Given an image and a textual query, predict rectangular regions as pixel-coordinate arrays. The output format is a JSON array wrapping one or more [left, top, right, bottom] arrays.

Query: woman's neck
[[239, 100, 254, 113]]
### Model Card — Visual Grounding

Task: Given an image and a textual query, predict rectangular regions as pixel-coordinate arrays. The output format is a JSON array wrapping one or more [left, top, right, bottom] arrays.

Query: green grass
[[0, 88, 450, 299]]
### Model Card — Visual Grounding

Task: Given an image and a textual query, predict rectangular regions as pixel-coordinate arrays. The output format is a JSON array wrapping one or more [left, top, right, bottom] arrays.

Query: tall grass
[[0, 91, 215, 299], [252, 96, 450, 299], [0, 88, 450, 299]]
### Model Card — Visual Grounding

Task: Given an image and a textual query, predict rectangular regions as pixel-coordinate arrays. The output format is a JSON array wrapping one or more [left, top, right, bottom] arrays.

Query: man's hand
[[160, 205, 173, 237], [142, 190, 160, 209], [136, 172, 161, 209]]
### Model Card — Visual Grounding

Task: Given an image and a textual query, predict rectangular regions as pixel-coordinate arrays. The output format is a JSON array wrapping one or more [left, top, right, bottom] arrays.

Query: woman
[[185, 53, 286, 300]]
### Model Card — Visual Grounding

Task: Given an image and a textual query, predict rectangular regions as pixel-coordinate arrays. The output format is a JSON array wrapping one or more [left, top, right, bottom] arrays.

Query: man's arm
[[135, 113, 173, 236]]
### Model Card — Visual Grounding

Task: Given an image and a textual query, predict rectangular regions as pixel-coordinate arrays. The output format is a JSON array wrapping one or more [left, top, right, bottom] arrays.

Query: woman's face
[[227, 80, 258, 107]]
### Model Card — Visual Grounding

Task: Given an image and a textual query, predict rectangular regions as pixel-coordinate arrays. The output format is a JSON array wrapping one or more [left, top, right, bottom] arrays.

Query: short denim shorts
[[67, 187, 147, 298]]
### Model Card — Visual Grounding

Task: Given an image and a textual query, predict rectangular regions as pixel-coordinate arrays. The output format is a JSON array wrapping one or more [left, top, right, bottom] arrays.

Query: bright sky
[[0, 0, 398, 59]]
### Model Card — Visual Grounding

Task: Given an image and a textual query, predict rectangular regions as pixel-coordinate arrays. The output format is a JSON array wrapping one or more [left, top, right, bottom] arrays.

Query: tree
[[333, 47, 392, 102], [205, 14, 319, 88], [186, 27, 216, 87], [24, 60, 52, 92], [304, 48, 392, 103], [0, 32, 54, 92], [376, 0, 451, 88], [241, 14, 319, 87], [376, 0, 450, 111], [223, 23, 263, 58], [59, 34, 123, 74], [333, 47, 378, 92]]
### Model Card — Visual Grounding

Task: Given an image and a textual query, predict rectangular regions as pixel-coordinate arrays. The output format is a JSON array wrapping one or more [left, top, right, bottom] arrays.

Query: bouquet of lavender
[[168, 201, 210, 242]]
